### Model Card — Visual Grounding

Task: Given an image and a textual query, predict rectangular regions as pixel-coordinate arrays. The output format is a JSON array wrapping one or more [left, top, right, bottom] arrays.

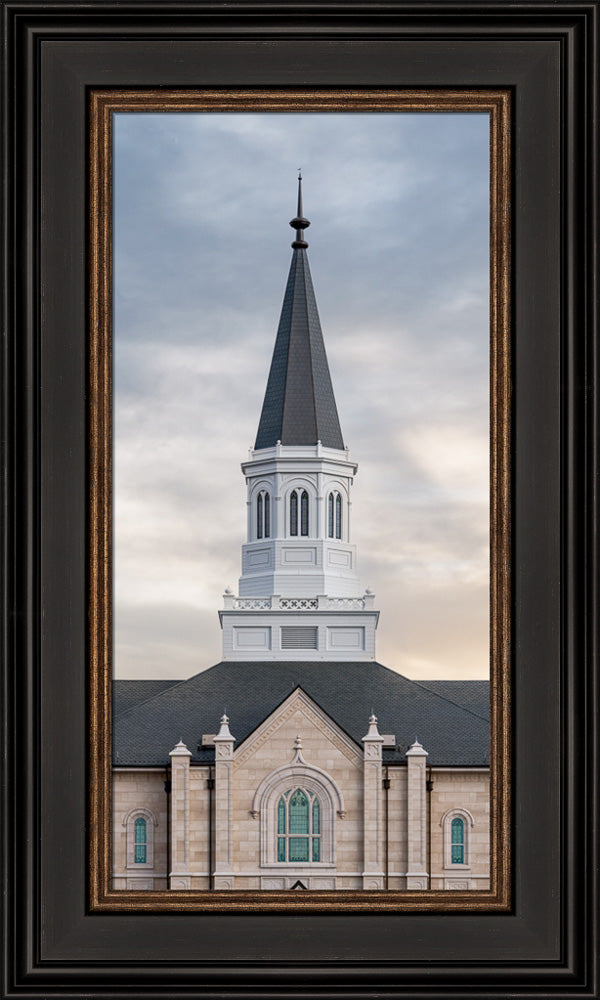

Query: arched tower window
[[290, 491, 298, 536], [327, 492, 342, 539], [290, 490, 309, 537], [451, 817, 464, 864], [276, 788, 321, 862], [256, 490, 271, 539], [300, 491, 309, 536], [257, 492, 263, 539], [134, 817, 147, 863]]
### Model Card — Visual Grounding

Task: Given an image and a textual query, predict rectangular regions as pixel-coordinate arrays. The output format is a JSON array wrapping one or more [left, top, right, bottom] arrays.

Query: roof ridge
[[409, 677, 489, 722]]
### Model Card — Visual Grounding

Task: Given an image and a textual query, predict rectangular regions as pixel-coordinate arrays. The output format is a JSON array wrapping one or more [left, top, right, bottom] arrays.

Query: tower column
[[168, 740, 192, 889], [362, 713, 385, 890], [405, 739, 429, 889], [213, 713, 235, 889]]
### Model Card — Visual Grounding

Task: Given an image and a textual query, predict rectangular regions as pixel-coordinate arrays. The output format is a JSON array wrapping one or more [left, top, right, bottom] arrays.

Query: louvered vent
[[280, 626, 318, 650]]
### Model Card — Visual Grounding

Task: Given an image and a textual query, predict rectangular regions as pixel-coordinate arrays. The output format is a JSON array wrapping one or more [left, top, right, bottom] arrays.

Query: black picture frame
[[2, 3, 598, 998]]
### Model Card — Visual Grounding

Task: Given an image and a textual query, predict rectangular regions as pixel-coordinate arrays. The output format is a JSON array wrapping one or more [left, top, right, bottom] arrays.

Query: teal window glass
[[300, 491, 309, 535], [134, 816, 147, 864], [451, 817, 464, 863], [257, 492, 263, 539], [290, 491, 298, 535], [264, 493, 270, 537], [277, 789, 321, 863], [335, 493, 342, 538], [328, 493, 334, 537], [289, 790, 309, 833], [312, 798, 320, 835], [289, 837, 309, 862]]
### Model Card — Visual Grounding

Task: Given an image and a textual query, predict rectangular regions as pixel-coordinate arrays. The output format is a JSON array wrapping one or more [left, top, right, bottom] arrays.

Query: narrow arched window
[[451, 817, 464, 864], [300, 491, 309, 536], [328, 493, 334, 537], [335, 492, 342, 539], [256, 490, 271, 540], [276, 788, 321, 863], [134, 817, 147, 864], [257, 492, 263, 539], [290, 491, 298, 536]]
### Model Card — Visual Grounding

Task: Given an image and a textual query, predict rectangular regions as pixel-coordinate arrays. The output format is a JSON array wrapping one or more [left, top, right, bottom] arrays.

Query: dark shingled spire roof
[[254, 176, 344, 450]]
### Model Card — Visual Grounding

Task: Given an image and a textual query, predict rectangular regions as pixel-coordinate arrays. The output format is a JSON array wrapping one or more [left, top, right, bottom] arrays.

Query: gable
[[234, 687, 361, 767]]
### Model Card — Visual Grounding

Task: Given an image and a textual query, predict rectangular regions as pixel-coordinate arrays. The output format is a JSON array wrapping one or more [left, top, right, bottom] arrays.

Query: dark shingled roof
[[112, 679, 179, 717], [113, 661, 489, 769], [416, 680, 490, 721], [254, 248, 344, 450]]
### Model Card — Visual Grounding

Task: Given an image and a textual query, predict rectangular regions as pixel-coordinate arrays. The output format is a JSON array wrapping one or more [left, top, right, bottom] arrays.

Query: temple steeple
[[254, 178, 344, 451], [219, 179, 379, 662]]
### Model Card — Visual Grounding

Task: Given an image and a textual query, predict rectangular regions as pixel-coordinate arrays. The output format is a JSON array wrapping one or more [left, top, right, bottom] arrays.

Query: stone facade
[[113, 689, 489, 891]]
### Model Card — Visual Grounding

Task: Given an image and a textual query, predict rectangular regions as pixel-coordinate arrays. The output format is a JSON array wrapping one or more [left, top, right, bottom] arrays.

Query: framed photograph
[[3, 2, 598, 998], [89, 89, 510, 912]]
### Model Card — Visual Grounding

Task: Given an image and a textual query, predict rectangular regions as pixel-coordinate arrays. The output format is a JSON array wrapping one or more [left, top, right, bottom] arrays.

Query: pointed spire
[[254, 177, 344, 450], [290, 170, 310, 249]]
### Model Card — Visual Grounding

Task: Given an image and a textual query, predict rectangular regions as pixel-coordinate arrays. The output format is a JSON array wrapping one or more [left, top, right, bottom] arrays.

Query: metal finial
[[290, 173, 310, 249]]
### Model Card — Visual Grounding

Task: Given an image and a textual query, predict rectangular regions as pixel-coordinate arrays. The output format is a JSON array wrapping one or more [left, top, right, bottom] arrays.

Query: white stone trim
[[236, 687, 360, 766], [122, 806, 158, 870], [440, 807, 475, 870], [252, 744, 344, 868]]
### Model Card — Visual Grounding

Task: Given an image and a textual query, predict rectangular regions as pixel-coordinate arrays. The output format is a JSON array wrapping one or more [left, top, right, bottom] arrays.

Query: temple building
[[112, 179, 490, 892]]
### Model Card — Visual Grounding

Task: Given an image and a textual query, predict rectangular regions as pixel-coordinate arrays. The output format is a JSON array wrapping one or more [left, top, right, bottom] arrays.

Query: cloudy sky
[[113, 112, 490, 680]]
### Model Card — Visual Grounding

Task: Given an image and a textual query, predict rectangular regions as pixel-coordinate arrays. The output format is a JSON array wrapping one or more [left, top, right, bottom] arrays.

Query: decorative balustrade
[[279, 598, 318, 610], [232, 598, 272, 610], [225, 594, 374, 611]]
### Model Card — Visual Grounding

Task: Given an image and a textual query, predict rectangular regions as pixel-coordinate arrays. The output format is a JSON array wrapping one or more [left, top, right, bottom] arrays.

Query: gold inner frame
[[89, 88, 511, 913]]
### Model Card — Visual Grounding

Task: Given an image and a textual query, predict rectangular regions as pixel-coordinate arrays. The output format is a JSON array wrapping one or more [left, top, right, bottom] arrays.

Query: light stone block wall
[[112, 746, 490, 891], [429, 769, 490, 890], [386, 767, 408, 888], [112, 770, 168, 890], [230, 696, 364, 885], [188, 767, 211, 876]]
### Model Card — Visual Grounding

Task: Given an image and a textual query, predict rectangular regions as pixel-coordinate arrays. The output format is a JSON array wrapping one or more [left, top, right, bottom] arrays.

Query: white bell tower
[[219, 177, 378, 661]]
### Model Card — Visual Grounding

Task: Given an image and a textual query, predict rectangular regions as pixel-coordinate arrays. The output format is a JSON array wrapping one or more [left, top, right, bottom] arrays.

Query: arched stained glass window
[[257, 492, 263, 539], [328, 493, 334, 537], [451, 817, 464, 864], [290, 491, 298, 535], [276, 788, 321, 863], [300, 491, 309, 536], [134, 817, 147, 864], [335, 492, 342, 539]]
